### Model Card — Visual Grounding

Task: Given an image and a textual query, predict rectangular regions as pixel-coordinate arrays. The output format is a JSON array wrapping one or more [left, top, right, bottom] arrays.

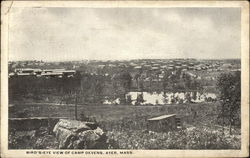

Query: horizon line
[[8, 58, 241, 62]]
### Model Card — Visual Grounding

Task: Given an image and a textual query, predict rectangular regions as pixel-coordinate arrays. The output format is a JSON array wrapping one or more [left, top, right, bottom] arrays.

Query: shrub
[[106, 126, 240, 149]]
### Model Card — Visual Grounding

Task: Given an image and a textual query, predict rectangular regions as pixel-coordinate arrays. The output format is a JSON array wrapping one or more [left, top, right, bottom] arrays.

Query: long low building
[[10, 68, 76, 77]]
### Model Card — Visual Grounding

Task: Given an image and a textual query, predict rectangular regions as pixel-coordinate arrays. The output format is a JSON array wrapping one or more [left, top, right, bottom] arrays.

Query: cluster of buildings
[[9, 68, 76, 78], [95, 59, 240, 81], [96, 59, 224, 72], [8, 59, 240, 81]]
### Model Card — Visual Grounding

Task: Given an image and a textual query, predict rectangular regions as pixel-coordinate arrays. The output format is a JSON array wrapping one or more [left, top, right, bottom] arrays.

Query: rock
[[53, 119, 107, 149]]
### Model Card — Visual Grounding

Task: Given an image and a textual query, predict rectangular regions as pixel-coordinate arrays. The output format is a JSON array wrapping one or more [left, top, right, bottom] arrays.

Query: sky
[[9, 7, 241, 61]]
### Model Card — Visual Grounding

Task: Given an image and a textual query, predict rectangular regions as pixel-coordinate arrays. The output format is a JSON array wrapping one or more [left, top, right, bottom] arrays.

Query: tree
[[185, 92, 192, 103], [112, 71, 132, 91], [134, 73, 141, 89], [217, 71, 241, 134], [163, 71, 171, 92], [192, 91, 197, 101], [126, 94, 133, 105], [112, 71, 132, 104], [120, 71, 132, 91], [183, 73, 192, 89], [163, 93, 169, 104], [135, 93, 144, 105]]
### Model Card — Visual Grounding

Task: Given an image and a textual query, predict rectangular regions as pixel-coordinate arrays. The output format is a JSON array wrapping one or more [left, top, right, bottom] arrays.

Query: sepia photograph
[[1, 1, 249, 158]]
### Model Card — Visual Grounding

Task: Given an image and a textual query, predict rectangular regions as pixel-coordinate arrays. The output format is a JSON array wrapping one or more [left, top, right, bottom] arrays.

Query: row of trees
[[9, 70, 132, 103], [134, 70, 203, 92], [9, 72, 105, 103]]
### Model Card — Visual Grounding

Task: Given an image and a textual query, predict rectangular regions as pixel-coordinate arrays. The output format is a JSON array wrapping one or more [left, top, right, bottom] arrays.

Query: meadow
[[9, 102, 241, 149], [10, 102, 219, 124]]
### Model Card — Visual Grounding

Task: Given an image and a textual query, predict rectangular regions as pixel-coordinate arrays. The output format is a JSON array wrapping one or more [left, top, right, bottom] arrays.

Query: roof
[[151, 67, 159, 70], [44, 69, 65, 72], [134, 66, 142, 69], [41, 72, 63, 76], [15, 68, 34, 71], [63, 70, 76, 73], [148, 114, 176, 121], [17, 73, 34, 76]]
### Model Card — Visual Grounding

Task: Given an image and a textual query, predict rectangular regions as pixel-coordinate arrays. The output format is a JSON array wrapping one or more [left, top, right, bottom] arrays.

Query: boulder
[[53, 119, 107, 149]]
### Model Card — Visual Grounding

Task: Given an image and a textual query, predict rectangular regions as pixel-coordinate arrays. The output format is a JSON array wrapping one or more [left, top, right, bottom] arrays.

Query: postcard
[[1, 1, 249, 158]]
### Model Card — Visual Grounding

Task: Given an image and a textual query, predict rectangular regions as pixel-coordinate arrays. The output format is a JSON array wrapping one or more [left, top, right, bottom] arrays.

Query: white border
[[1, 1, 249, 158]]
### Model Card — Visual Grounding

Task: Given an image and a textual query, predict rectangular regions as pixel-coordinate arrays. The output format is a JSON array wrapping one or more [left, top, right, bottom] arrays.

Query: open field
[[9, 102, 220, 124], [8, 102, 241, 149], [9, 102, 235, 130]]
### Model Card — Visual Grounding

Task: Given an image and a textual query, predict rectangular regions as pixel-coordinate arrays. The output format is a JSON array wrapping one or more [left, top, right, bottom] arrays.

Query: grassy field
[[9, 102, 241, 149], [10, 102, 219, 124]]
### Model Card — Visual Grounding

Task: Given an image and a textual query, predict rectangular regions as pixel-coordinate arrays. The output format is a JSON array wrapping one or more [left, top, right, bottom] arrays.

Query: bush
[[16, 110, 29, 118], [106, 127, 240, 149]]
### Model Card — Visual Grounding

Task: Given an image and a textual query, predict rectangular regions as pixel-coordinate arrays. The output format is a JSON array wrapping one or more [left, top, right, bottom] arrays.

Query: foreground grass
[[9, 126, 240, 149], [8, 102, 241, 149], [107, 127, 240, 149]]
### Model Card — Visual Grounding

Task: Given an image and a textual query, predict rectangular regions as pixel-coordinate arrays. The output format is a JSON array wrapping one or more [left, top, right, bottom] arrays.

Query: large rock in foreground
[[53, 119, 107, 149]]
